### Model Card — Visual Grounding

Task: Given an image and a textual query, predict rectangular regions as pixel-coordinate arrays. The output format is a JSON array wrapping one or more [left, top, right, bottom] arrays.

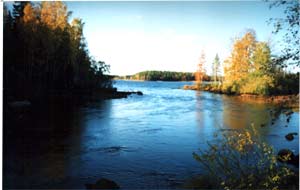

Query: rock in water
[[285, 132, 298, 141], [136, 91, 143, 95], [284, 110, 293, 116], [85, 178, 120, 189]]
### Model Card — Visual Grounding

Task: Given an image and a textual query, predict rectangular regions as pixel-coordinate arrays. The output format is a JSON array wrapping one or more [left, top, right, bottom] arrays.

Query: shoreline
[[237, 94, 299, 108], [183, 85, 299, 107], [4, 88, 143, 109], [114, 79, 198, 82]]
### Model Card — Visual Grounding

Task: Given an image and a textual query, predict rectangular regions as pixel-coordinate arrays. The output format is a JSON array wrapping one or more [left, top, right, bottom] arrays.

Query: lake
[[3, 80, 299, 189]]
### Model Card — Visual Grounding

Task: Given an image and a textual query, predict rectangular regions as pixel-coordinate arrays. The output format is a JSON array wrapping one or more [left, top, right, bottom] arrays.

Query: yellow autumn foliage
[[40, 1, 68, 30], [223, 30, 275, 95], [195, 50, 206, 86], [224, 31, 256, 83], [23, 4, 35, 23], [193, 126, 297, 189]]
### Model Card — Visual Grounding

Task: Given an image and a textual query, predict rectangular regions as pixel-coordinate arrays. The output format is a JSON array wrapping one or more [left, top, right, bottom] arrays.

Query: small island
[[114, 70, 198, 81]]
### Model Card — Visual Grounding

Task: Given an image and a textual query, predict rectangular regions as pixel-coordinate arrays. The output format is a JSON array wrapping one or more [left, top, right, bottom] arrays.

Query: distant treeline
[[116, 71, 218, 81], [4, 2, 112, 101]]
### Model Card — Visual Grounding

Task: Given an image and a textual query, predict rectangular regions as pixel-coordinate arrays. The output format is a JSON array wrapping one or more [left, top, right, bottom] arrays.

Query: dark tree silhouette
[[3, 1, 112, 101]]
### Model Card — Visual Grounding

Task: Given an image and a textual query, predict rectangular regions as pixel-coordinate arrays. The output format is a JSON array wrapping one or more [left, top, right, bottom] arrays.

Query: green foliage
[[130, 71, 207, 81], [221, 81, 241, 94], [192, 126, 298, 189], [252, 42, 274, 74], [240, 74, 275, 95], [271, 72, 299, 95], [197, 82, 223, 93], [212, 54, 221, 83]]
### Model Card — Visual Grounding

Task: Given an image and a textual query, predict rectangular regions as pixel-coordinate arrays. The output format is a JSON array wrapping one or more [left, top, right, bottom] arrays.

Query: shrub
[[192, 126, 298, 189], [221, 81, 241, 94], [240, 75, 275, 95]]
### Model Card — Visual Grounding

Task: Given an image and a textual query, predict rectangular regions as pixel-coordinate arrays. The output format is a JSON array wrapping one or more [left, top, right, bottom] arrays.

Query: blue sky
[[7, 1, 288, 75]]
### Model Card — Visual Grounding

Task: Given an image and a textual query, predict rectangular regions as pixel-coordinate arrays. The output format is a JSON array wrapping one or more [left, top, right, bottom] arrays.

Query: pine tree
[[212, 54, 221, 83]]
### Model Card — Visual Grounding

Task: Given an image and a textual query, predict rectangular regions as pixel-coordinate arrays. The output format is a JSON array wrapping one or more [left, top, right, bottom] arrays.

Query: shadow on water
[[3, 100, 113, 189]]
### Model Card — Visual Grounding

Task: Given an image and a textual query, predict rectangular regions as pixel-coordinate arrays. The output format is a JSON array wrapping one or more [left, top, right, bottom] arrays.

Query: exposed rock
[[136, 91, 143, 95], [112, 91, 143, 98], [107, 90, 143, 99], [285, 133, 298, 141], [85, 178, 120, 189], [284, 110, 293, 116]]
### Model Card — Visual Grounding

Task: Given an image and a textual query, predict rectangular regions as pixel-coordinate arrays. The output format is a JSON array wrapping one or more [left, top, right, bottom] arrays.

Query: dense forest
[[3, 2, 112, 101], [116, 71, 213, 81]]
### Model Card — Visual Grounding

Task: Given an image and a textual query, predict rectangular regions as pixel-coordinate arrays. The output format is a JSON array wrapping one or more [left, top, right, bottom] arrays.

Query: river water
[[3, 80, 299, 189]]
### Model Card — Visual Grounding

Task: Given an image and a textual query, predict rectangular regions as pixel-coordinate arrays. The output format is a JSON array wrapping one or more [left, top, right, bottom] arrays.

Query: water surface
[[4, 80, 299, 189]]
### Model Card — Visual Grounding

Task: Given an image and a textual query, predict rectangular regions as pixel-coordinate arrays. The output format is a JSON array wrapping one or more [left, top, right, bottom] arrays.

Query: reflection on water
[[3, 80, 299, 189], [222, 96, 271, 129]]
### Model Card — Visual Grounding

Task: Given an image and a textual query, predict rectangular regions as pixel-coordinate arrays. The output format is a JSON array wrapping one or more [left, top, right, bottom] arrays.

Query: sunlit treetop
[[40, 1, 70, 30]]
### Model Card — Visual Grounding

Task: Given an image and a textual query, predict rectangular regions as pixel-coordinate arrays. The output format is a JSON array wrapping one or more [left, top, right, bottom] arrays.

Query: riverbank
[[4, 88, 143, 112], [183, 84, 299, 107], [237, 94, 299, 107], [115, 78, 195, 82]]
